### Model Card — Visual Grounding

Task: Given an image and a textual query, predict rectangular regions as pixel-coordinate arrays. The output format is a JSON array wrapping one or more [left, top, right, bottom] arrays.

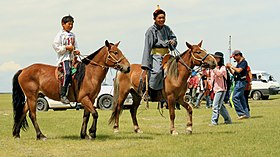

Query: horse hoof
[[171, 130, 178, 135], [37, 134, 47, 141], [186, 127, 192, 134], [134, 129, 143, 134]]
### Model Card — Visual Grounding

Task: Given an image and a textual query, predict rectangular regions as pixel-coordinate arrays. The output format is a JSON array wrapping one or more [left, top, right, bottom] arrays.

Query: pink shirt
[[211, 66, 227, 93]]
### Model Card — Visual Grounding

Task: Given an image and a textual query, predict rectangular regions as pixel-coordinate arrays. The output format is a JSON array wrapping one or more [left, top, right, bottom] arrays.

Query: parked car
[[36, 83, 133, 111], [250, 70, 280, 100]]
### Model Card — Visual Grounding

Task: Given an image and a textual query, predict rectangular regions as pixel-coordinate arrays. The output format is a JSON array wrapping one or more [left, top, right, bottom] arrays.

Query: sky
[[1, 0, 280, 92]]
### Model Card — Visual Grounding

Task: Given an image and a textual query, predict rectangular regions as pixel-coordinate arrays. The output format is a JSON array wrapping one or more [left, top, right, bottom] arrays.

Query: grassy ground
[[0, 94, 280, 157]]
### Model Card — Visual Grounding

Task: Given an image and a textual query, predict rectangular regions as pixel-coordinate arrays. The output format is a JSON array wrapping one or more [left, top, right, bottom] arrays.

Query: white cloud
[[0, 61, 21, 72]]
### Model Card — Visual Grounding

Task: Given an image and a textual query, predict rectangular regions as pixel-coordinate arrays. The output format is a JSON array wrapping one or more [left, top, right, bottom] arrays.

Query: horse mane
[[166, 50, 188, 79], [82, 46, 105, 65], [75, 45, 106, 89]]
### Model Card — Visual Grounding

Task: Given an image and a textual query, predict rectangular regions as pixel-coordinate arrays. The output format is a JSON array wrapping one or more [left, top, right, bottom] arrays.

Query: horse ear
[[186, 42, 192, 49], [115, 41, 121, 47], [198, 40, 203, 47], [105, 40, 111, 49]]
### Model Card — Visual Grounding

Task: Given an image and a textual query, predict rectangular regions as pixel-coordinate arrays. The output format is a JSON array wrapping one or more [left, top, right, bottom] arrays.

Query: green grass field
[[1, 94, 280, 157]]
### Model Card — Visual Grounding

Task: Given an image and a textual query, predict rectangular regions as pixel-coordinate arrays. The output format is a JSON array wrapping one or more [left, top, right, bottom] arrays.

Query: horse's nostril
[[127, 67, 130, 73]]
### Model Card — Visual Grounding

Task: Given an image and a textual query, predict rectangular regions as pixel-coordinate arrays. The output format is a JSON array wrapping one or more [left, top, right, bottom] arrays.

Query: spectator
[[195, 68, 212, 108], [226, 50, 249, 119], [244, 66, 252, 116], [187, 71, 199, 105], [209, 52, 232, 126]]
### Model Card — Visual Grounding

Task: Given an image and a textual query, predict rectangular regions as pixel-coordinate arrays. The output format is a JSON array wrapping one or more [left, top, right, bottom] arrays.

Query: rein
[[77, 47, 126, 70], [169, 44, 209, 73]]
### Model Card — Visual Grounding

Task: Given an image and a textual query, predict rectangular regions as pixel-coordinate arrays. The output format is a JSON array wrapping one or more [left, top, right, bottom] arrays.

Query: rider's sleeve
[[141, 29, 153, 69], [52, 32, 67, 55], [166, 26, 177, 50]]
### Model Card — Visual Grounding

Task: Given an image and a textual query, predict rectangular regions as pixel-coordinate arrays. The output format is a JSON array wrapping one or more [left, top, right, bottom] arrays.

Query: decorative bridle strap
[[169, 44, 209, 73], [106, 50, 126, 65], [190, 52, 209, 62]]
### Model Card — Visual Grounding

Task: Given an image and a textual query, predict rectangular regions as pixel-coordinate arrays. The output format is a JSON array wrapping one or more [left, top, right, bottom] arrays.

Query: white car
[[36, 83, 133, 111], [251, 70, 280, 100]]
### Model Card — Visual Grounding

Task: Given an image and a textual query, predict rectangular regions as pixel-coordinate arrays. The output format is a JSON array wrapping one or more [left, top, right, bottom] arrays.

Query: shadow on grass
[[249, 115, 263, 119], [60, 133, 154, 141]]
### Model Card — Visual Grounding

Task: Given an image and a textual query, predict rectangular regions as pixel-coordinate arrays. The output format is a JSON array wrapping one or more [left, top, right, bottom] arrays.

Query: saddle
[[55, 59, 79, 85]]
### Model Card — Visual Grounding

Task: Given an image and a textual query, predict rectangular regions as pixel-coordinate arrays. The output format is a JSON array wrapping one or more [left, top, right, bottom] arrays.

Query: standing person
[[195, 68, 211, 108], [141, 6, 177, 93], [244, 66, 252, 116], [209, 52, 232, 126], [53, 15, 80, 104], [188, 72, 199, 106], [226, 50, 249, 119]]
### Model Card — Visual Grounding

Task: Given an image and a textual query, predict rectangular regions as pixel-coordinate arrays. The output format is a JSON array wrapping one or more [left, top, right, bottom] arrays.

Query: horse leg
[[167, 98, 178, 135], [130, 94, 142, 133], [80, 109, 90, 139], [88, 109, 98, 139], [178, 96, 193, 134], [81, 97, 98, 139], [27, 98, 47, 140], [112, 100, 122, 133]]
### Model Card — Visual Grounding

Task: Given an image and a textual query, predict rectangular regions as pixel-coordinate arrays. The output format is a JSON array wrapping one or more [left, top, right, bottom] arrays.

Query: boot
[[60, 86, 70, 104]]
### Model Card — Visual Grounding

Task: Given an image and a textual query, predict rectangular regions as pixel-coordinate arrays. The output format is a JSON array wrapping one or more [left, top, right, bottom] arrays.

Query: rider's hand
[[73, 50, 80, 55], [66, 45, 74, 52], [169, 40, 176, 46]]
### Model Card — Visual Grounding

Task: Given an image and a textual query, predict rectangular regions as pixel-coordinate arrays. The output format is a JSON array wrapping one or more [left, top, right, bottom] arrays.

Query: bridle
[[171, 46, 210, 72], [78, 47, 126, 70], [106, 49, 126, 69]]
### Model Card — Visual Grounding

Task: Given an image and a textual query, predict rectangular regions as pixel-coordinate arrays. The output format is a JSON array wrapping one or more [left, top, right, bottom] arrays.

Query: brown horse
[[12, 40, 130, 140], [109, 41, 216, 135]]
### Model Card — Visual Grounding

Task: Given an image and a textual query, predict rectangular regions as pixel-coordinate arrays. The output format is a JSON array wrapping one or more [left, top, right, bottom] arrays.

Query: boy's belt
[[151, 48, 169, 55]]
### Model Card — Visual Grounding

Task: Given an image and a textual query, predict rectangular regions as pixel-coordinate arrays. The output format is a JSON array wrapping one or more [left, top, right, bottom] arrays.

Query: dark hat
[[230, 50, 242, 58], [213, 51, 224, 58], [153, 5, 165, 19]]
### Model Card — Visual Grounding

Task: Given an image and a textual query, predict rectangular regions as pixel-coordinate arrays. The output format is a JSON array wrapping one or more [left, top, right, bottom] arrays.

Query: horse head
[[104, 40, 130, 73], [186, 41, 216, 69]]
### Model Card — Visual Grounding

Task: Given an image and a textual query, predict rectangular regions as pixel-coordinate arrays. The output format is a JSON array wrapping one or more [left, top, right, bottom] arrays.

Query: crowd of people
[[184, 50, 252, 125]]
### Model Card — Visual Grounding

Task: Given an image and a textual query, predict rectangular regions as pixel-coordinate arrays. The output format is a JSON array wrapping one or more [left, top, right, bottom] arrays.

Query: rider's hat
[[153, 5, 165, 19]]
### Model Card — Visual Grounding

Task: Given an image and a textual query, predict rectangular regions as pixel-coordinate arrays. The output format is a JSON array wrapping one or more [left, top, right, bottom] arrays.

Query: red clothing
[[188, 75, 199, 89], [245, 66, 252, 90]]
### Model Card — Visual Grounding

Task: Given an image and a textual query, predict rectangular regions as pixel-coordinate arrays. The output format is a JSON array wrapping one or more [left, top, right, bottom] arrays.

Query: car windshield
[[263, 73, 276, 82]]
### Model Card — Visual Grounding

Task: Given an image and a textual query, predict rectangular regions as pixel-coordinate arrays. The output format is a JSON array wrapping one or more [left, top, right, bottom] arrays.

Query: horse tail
[[109, 73, 123, 125], [12, 70, 28, 134]]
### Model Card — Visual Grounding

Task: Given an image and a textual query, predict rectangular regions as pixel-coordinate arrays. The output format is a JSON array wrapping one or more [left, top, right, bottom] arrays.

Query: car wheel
[[252, 91, 262, 100], [37, 97, 49, 111], [184, 94, 192, 104], [98, 94, 113, 110], [262, 96, 269, 100]]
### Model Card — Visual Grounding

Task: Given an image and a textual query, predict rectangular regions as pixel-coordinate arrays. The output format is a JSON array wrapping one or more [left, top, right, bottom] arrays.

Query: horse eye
[[196, 51, 201, 54]]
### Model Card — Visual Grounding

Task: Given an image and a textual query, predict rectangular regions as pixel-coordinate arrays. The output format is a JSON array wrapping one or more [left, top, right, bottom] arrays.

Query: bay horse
[[12, 40, 130, 140], [109, 41, 216, 135]]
